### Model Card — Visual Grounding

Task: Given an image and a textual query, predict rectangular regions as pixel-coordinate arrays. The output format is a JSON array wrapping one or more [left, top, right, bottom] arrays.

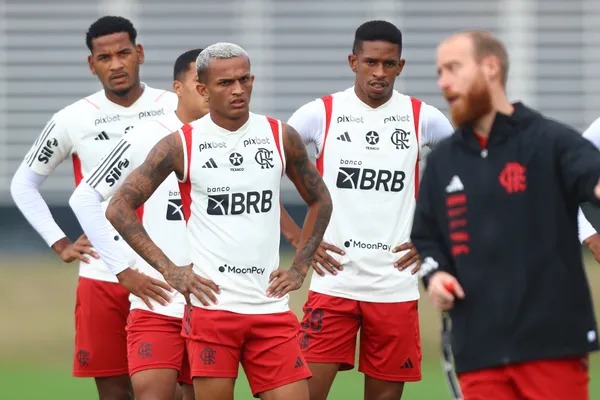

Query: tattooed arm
[[106, 132, 219, 306], [267, 123, 332, 297]]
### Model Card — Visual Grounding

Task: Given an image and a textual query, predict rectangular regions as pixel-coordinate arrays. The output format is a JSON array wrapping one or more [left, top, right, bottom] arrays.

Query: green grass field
[[1, 252, 599, 399]]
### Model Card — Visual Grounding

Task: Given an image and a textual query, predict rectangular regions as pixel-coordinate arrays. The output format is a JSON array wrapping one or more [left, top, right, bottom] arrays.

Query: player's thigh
[[458, 367, 517, 400], [180, 383, 195, 400], [183, 307, 245, 380], [306, 362, 341, 400], [127, 310, 187, 398], [130, 369, 179, 400], [260, 379, 309, 400], [511, 356, 590, 400], [74, 277, 130, 378], [299, 291, 360, 369], [364, 375, 405, 400], [193, 377, 235, 400], [242, 311, 312, 398], [359, 300, 421, 382]]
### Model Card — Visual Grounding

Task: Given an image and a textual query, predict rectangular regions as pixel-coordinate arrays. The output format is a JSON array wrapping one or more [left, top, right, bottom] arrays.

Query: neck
[[175, 107, 205, 124], [354, 85, 391, 109], [473, 91, 514, 138], [105, 81, 144, 107], [210, 110, 249, 132]]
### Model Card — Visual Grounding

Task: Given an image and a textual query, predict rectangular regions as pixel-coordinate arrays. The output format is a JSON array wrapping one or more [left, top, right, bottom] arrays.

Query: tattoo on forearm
[[283, 124, 333, 270], [106, 133, 183, 274]]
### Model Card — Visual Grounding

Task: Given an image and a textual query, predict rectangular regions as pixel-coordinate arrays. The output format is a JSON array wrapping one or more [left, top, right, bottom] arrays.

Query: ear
[[482, 55, 500, 82], [136, 44, 145, 65], [397, 58, 406, 76], [348, 53, 358, 73], [87, 55, 96, 76], [173, 80, 182, 96], [197, 82, 208, 98]]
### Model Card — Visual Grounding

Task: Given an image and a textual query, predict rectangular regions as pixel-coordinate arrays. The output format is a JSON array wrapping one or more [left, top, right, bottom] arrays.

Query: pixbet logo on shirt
[[218, 263, 265, 275], [138, 108, 165, 119], [206, 189, 273, 215], [336, 161, 406, 192], [337, 115, 364, 124], [383, 114, 411, 124], [243, 137, 271, 147], [199, 141, 226, 152], [344, 239, 391, 251], [94, 114, 121, 126]]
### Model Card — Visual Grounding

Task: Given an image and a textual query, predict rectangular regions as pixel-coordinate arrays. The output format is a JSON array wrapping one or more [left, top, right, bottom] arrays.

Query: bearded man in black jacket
[[412, 30, 600, 400]]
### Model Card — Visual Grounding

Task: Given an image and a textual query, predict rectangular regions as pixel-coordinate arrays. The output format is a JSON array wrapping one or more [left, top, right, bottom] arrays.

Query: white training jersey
[[288, 87, 454, 302], [23, 84, 178, 282], [578, 116, 600, 242], [178, 112, 287, 314], [84, 111, 188, 317]]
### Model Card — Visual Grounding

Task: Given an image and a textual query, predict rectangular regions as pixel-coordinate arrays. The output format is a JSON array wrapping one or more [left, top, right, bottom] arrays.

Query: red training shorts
[[73, 277, 130, 377], [458, 355, 590, 400], [299, 291, 421, 382], [127, 309, 191, 384], [182, 307, 312, 397]]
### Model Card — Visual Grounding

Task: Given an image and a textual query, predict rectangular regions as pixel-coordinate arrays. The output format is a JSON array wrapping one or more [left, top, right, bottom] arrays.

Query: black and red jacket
[[411, 102, 600, 373]]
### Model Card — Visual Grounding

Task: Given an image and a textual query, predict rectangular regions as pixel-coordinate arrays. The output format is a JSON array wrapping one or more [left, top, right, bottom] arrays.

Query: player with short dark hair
[[413, 30, 600, 400], [70, 48, 207, 400], [282, 20, 453, 400], [10, 16, 177, 400]]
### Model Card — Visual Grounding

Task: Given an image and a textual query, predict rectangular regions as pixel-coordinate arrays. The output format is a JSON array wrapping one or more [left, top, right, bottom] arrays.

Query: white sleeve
[[24, 112, 74, 176], [420, 103, 454, 148], [10, 163, 66, 247], [287, 99, 325, 155], [84, 137, 140, 198], [577, 117, 600, 242], [69, 183, 133, 275]]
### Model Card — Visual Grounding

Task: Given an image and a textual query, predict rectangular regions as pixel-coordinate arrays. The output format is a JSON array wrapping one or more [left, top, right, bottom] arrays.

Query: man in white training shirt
[[578, 117, 600, 263], [69, 48, 207, 400], [10, 16, 177, 400], [282, 20, 454, 400], [105, 43, 333, 400]]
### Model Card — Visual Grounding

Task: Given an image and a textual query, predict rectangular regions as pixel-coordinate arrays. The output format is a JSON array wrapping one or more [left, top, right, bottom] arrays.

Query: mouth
[[110, 73, 128, 82], [369, 81, 387, 93], [445, 94, 460, 105], [230, 99, 246, 109]]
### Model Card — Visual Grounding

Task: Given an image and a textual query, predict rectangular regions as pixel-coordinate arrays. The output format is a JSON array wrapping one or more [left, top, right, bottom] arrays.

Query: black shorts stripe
[[87, 140, 131, 188]]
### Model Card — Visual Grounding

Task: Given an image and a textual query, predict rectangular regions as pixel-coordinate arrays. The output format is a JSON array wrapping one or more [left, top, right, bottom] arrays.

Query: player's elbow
[[104, 196, 122, 227]]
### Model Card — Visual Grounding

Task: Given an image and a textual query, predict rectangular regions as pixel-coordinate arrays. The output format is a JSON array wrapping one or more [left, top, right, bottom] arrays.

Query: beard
[[449, 75, 493, 127]]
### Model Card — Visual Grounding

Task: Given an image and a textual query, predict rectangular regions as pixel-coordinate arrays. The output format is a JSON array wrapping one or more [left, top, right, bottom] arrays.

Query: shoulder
[[146, 86, 178, 105], [54, 90, 106, 122]]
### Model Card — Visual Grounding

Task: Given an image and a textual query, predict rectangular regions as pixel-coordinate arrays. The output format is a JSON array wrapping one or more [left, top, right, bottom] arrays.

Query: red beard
[[449, 76, 493, 127]]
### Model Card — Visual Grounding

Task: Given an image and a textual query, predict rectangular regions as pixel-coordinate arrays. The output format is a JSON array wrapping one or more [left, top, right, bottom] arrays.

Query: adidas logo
[[294, 356, 304, 369], [202, 158, 218, 168], [336, 132, 351, 142], [445, 175, 464, 193], [94, 131, 109, 141], [401, 358, 414, 369]]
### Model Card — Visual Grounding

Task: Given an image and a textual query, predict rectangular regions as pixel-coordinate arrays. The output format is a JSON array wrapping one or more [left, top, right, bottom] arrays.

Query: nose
[[231, 80, 244, 96], [372, 63, 386, 79], [109, 56, 125, 71], [438, 72, 450, 91]]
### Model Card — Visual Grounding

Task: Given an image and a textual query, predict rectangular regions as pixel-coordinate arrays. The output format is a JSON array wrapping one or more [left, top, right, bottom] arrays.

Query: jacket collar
[[452, 102, 532, 150]]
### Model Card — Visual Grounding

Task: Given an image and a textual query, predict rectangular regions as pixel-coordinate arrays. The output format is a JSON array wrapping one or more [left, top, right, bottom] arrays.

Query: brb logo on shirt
[[166, 191, 184, 221], [336, 160, 405, 192], [105, 159, 130, 187], [206, 189, 273, 215]]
